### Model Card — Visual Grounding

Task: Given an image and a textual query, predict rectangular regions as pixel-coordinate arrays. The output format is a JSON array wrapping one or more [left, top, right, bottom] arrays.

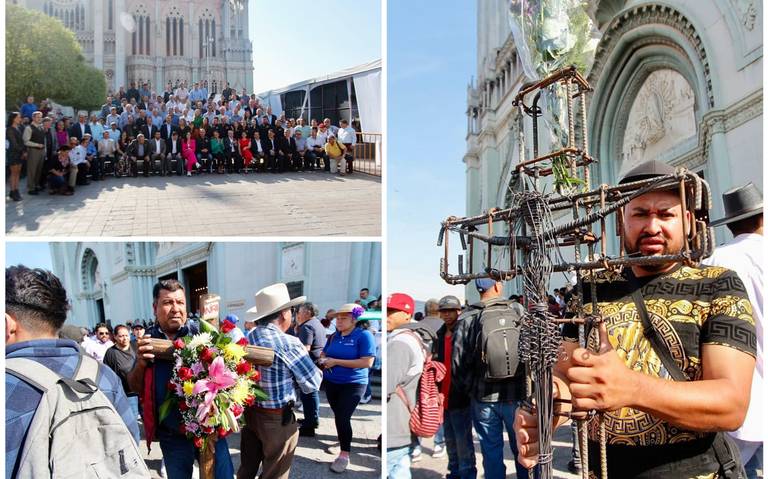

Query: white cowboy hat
[[246, 283, 306, 322]]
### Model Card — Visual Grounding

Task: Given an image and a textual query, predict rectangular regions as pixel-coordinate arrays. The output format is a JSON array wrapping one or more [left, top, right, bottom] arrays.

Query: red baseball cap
[[387, 293, 415, 315]]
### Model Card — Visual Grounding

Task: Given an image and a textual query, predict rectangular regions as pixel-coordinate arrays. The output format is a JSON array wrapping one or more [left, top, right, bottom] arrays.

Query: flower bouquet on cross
[[157, 318, 267, 479]]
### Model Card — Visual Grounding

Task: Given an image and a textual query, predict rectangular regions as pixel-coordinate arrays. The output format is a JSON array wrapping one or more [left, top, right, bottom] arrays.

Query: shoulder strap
[[625, 272, 744, 479], [625, 272, 687, 382], [6, 357, 64, 392]]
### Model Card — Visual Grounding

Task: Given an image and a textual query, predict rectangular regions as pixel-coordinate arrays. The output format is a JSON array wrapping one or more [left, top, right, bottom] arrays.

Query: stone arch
[[587, 3, 715, 186], [80, 248, 100, 293]]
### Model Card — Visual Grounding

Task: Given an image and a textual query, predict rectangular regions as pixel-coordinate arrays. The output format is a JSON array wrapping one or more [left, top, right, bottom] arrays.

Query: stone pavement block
[[411, 422, 580, 479], [7, 172, 381, 237], [140, 391, 381, 478]]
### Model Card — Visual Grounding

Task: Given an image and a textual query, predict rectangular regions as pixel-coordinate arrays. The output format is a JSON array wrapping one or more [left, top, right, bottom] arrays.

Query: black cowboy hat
[[710, 182, 763, 227]]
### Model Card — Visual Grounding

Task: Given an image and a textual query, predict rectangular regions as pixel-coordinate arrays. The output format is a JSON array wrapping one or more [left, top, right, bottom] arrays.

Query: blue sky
[[6, 242, 53, 270], [249, 1, 381, 93], [388, 1, 476, 302]]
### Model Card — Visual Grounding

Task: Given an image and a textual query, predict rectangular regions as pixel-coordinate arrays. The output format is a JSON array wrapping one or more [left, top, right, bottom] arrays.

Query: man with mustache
[[128, 279, 234, 478], [514, 160, 757, 478]]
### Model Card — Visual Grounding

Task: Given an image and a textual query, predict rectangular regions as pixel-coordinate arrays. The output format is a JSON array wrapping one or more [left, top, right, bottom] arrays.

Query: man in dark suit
[[277, 129, 297, 172], [124, 134, 151, 177], [222, 82, 234, 103], [126, 82, 141, 103], [196, 129, 213, 173], [164, 131, 183, 176], [266, 107, 278, 127], [148, 130, 165, 175], [257, 116, 271, 140], [222, 129, 240, 174], [263, 129, 279, 173], [68, 113, 92, 142], [160, 116, 177, 141], [142, 121, 159, 142]]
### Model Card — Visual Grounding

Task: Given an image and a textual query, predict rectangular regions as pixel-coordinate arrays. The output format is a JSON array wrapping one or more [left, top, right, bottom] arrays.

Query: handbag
[[625, 271, 746, 479]]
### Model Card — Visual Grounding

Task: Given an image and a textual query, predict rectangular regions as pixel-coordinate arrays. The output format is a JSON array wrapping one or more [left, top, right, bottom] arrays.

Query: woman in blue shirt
[[320, 303, 376, 473]]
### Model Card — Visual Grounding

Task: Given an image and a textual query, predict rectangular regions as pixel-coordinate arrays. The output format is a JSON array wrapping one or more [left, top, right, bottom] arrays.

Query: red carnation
[[179, 401, 189, 412], [218, 427, 228, 438], [230, 403, 244, 417], [244, 395, 255, 407], [236, 360, 251, 375], [200, 347, 214, 363], [220, 321, 236, 333], [237, 337, 248, 346], [167, 380, 176, 392], [250, 369, 261, 382], [173, 338, 185, 349], [178, 367, 193, 381], [193, 436, 204, 449]]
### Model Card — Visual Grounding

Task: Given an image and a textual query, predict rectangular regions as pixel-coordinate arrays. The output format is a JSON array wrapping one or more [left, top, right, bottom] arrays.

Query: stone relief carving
[[732, 0, 757, 30], [620, 69, 696, 176]]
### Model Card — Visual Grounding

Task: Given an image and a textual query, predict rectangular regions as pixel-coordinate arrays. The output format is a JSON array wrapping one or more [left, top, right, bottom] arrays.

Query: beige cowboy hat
[[246, 283, 306, 322]]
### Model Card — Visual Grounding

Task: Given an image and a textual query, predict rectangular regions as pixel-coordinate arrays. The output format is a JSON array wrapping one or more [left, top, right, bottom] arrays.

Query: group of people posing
[[6, 86, 359, 200], [6, 269, 381, 478]]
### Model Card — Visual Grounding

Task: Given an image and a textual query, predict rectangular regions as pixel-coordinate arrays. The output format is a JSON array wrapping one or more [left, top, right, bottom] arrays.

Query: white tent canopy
[[256, 59, 381, 133]]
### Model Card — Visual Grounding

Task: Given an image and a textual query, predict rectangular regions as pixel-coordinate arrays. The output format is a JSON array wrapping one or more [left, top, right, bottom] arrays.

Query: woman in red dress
[[239, 131, 253, 171]]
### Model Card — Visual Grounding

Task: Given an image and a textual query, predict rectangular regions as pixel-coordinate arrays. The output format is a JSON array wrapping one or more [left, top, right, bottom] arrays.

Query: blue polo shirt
[[322, 327, 376, 385]]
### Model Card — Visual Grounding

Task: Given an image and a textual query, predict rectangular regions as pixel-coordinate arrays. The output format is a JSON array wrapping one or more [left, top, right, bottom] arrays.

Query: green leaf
[[252, 387, 268, 401], [158, 397, 175, 423]]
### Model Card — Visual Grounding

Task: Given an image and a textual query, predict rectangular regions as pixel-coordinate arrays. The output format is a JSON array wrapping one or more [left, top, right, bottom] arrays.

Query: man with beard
[[128, 279, 234, 478], [514, 160, 757, 478]]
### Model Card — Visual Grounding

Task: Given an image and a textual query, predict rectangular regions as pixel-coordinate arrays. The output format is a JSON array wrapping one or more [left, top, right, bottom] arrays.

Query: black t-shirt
[[103, 345, 136, 395], [564, 264, 756, 478], [298, 317, 327, 361]]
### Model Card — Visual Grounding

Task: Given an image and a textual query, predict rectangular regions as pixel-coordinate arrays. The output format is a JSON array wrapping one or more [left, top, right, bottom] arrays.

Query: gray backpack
[[6, 356, 150, 478], [475, 300, 524, 381]]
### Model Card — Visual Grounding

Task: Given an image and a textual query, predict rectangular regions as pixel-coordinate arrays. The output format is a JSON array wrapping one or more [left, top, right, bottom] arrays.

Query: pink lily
[[193, 356, 238, 423]]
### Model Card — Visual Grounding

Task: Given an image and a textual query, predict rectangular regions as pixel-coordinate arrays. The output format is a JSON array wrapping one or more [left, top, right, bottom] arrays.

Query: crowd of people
[[387, 161, 763, 479], [6, 84, 361, 201], [6, 267, 382, 479]]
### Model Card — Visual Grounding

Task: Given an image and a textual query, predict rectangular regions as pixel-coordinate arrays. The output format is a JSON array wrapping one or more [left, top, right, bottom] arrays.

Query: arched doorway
[[81, 249, 106, 327]]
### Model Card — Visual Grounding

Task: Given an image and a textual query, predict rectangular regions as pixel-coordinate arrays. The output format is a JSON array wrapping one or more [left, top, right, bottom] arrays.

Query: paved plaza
[[140, 391, 382, 478], [412, 423, 580, 479], [6, 172, 381, 237]]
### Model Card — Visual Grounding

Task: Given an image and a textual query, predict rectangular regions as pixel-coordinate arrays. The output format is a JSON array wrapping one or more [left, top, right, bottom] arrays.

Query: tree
[[6, 3, 106, 111]]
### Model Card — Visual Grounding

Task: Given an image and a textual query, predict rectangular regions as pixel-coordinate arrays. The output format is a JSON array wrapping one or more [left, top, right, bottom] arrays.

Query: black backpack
[[472, 300, 524, 381]]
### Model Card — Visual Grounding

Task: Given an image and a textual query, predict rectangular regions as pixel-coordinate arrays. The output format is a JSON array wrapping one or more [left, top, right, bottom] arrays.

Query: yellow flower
[[230, 379, 250, 404], [183, 381, 195, 396], [223, 343, 247, 363]]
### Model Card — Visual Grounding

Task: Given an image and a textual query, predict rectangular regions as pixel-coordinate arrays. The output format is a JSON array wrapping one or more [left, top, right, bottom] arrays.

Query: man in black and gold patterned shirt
[[515, 160, 757, 478]]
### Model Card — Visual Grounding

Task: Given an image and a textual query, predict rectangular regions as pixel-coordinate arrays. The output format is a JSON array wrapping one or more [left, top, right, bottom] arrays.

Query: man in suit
[[164, 131, 183, 176], [278, 129, 297, 172], [251, 131, 268, 173], [125, 134, 150, 177], [223, 129, 240, 174], [142, 120, 159, 143], [96, 130, 118, 180], [68, 113, 92, 142], [266, 106, 278, 126], [149, 130, 165, 176], [263, 129, 279, 173], [160, 116, 177, 141], [196, 128, 213, 173]]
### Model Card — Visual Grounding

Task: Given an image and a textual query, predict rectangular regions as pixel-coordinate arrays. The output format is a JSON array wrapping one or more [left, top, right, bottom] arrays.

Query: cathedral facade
[[464, 0, 762, 301], [13, 0, 254, 93]]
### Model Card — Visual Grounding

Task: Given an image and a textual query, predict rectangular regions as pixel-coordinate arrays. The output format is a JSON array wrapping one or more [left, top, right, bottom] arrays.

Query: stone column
[[94, 0, 104, 69], [115, 0, 127, 90], [707, 119, 732, 245]]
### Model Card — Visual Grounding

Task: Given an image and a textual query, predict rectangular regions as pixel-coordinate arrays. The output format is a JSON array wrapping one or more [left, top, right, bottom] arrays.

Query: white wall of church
[[51, 242, 381, 329]]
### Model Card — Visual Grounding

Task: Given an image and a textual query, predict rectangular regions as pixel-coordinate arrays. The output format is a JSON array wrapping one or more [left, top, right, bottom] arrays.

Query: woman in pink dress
[[239, 131, 253, 171], [181, 131, 198, 176]]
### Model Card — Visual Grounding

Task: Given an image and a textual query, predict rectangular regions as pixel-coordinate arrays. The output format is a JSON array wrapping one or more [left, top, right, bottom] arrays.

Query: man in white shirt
[[337, 119, 357, 174], [703, 182, 764, 476], [323, 118, 339, 136], [306, 127, 326, 170], [84, 323, 115, 362], [97, 130, 117, 180], [68, 136, 90, 188]]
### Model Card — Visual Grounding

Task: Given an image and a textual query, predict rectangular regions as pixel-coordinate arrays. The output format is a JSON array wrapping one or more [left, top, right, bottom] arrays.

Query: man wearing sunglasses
[[84, 322, 114, 362]]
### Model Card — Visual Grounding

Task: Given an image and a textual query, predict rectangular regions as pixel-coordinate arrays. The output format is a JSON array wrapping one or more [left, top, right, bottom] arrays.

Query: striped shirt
[[6, 339, 139, 479], [247, 323, 322, 409]]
